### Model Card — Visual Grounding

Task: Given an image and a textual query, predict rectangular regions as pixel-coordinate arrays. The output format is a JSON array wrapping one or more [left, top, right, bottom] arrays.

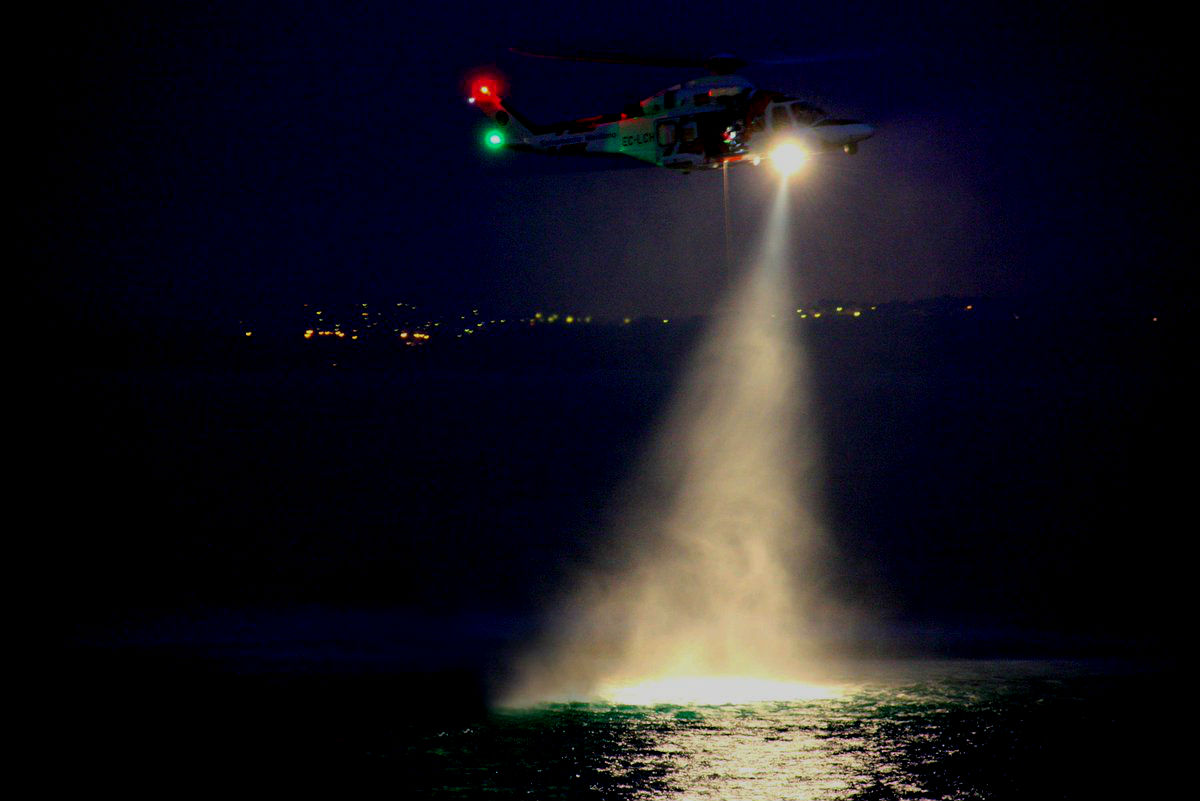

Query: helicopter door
[[679, 120, 702, 155], [656, 120, 678, 158]]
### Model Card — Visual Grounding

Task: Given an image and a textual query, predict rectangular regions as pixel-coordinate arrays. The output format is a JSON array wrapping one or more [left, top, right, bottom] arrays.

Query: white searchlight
[[770, 140, 809, 177]]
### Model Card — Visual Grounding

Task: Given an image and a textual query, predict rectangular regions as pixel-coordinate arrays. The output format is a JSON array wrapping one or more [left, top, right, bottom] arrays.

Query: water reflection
[[399, 662, 1157, 799]]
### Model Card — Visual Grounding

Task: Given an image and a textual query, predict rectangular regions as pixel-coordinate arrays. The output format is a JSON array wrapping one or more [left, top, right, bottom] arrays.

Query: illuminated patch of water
[[595, 676, 842, 706]]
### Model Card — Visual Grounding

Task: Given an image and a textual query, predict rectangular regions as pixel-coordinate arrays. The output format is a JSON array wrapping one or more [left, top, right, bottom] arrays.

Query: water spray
[[503, 178, 831, 706]]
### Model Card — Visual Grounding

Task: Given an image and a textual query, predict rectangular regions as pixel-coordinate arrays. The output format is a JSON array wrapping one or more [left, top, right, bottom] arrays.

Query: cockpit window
[[790, 102, 825, 125]]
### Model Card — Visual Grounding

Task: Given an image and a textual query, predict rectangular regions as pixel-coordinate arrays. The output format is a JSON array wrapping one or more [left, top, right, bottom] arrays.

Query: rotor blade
[[754, 47, 884, 66], [508, 45, 874, 74], [508, 46, 709, 70]]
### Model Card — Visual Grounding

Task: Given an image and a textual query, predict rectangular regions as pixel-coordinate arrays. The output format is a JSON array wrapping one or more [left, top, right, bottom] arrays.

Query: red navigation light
[[465, 70, 506, 108], [470, 80, 502, 108]]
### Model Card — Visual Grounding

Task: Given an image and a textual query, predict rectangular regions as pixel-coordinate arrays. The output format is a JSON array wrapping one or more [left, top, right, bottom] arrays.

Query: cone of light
[[502, 181, 832, 706]]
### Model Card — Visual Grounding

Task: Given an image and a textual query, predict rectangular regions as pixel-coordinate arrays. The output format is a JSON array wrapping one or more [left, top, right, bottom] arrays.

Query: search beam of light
[[502, 180, 832, 707]]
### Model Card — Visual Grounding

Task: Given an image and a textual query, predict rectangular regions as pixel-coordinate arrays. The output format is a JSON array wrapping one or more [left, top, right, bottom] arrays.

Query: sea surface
[[55, 317, 1183, 794], [379, 660, 1175, 799], [60, 647, 1178, 796]]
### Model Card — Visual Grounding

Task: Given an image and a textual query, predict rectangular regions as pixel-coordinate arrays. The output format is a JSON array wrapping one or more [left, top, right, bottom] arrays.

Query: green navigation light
[[485, 130, 504, 149]]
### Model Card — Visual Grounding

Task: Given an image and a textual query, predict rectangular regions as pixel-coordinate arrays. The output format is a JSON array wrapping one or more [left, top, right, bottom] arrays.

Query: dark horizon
[[55, 307, 1185, 653]]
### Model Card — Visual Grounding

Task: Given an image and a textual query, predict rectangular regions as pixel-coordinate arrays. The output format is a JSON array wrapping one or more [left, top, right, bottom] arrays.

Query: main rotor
[[508, 46, 750, 75]]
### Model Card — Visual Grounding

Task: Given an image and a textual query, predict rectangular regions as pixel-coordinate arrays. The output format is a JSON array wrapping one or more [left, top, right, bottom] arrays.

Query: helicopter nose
[[844, 121, 874, 141], [812, 118, 874, 148]]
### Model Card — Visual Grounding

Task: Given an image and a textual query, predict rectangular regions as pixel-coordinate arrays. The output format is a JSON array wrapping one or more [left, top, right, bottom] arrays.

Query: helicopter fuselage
[[473, 74, 873, 170]]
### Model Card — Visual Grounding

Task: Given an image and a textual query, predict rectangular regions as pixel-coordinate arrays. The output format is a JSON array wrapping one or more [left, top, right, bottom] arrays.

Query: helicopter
[[468, 49, 874, 173]]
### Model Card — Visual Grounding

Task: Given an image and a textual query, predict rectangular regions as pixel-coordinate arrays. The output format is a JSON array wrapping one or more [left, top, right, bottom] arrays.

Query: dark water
[[53, 317, 1183, 792], [54, 314, 1182, 644], [383, 661, 1174, 799], [60, 653, 1178, 795]]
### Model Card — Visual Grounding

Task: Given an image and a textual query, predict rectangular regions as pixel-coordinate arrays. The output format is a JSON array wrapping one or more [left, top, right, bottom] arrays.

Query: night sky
[[37, 0, 1192, 331]]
